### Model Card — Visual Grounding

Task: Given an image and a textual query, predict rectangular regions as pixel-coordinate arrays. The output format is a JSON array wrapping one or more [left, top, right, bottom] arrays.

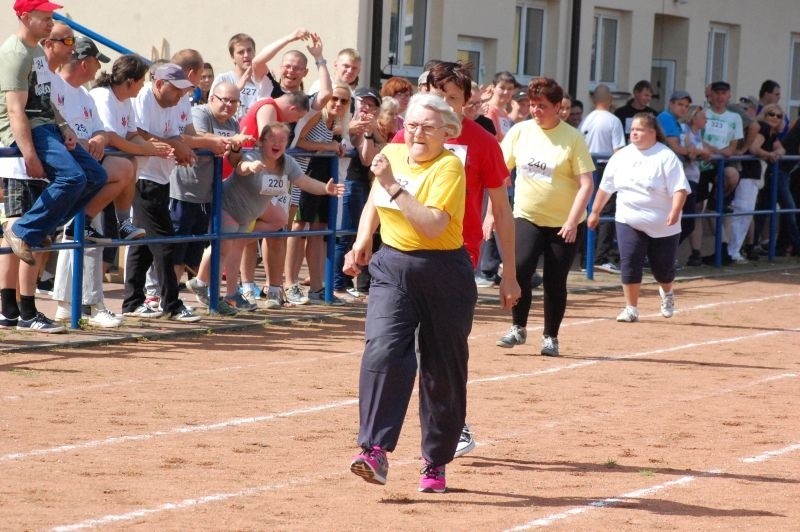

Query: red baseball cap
[[14, 0, 63, 16]]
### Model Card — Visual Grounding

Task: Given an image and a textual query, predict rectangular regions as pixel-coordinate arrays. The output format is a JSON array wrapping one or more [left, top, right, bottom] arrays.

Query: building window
[[790, 35, 800, 120], [706, 25, 729, 84], [590, 13, 618, 86], [513, 2, 545, 79], [389, 0, 427, 72]]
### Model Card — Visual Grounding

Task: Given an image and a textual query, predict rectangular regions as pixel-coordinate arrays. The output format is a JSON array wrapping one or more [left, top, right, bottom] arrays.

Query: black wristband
[[390, 187, 405, 202], [363, 133, 374, 140]]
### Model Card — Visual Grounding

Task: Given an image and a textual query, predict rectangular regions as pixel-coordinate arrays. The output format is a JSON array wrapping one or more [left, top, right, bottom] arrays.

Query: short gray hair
[[406, 93, 462, 138]]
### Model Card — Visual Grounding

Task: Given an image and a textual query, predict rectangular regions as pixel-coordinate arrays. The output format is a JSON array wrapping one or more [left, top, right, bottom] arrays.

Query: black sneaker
[[65, 223, 112, 244], [36, 277, 55, 295], [16, 312, 66, 334], [119, 219, 146, 240], [0, 312, 19, 327], [169, 305, 201, 323]]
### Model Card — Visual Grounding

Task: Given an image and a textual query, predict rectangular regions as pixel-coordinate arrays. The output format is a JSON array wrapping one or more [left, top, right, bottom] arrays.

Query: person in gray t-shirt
[[187, 122, 343, 311], [169, 81, 252, 276]]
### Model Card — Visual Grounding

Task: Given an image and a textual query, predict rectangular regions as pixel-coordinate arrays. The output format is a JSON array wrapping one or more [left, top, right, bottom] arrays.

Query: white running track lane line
[[4, 291, 798, 403], [0, 399, 357, 463], [504, 442, 800, 532], [3, 329, 796, 465], [49, 440, 800, 532], [505, 476, 698, 530], [741, 443, 800, 463]]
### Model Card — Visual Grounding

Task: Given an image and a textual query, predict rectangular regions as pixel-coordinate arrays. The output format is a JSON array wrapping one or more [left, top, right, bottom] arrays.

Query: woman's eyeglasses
[[330, 96, 350, 105], [404, 122, 443, 135], [766, 111, 783, 119]]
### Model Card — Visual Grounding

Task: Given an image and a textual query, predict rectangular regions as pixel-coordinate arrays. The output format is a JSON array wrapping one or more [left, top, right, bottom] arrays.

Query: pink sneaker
[[350, 446, 388, 485], [418, 460, 446, 493]]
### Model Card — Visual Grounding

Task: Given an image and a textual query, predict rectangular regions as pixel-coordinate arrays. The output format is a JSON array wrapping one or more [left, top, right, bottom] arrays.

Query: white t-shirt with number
[[600, 142, 690, 238], [53, 77, 104, 141]]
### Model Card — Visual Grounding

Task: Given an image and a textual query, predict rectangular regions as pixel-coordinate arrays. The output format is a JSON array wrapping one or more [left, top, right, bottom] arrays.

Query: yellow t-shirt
[[501, 120, 595, 227], [373, 144, 465, 251]]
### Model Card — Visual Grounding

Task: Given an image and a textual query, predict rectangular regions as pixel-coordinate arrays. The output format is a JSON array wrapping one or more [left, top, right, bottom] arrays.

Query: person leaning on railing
[[750, 104, 800, 257]]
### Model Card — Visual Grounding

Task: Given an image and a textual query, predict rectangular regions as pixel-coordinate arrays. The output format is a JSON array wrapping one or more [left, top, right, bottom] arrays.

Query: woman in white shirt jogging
[[588, 113, 690, 323]]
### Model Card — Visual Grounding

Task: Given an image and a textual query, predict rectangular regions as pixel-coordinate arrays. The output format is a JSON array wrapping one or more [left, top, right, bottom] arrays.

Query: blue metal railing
[[584, 153, 800, 279], [53, 13, 142, 58], [0, 147, 349, 328]]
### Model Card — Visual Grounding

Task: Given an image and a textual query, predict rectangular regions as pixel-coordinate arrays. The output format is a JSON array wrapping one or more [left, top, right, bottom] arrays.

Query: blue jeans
[[13, 124, 107, 246], [334, 179, 370, 290]]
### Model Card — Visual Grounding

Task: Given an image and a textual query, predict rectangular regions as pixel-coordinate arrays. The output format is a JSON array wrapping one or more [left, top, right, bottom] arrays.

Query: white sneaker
[[496, 325, 527, 348], [454, 424, 476, 458], [595, 262, 621, 274], [54, 302, 73, 322], [616, 306, 639, 322], [264, 288, 285, 310], [285, 283, 310, 305], [540, 335, 559, 356], [659, 287, 675, 318], [87, 308, 124, 328]]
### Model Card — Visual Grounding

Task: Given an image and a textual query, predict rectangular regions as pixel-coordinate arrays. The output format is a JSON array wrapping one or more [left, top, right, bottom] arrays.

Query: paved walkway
[[2, 257, 798, 354]]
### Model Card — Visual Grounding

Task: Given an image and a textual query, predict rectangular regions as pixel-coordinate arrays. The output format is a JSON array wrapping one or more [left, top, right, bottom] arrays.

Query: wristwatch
[[315, 59, 327, 67]]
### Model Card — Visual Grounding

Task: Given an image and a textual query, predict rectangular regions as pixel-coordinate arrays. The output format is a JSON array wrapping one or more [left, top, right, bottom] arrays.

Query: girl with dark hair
[[588, 112, 690, 323], [497, 77, 594, 357]]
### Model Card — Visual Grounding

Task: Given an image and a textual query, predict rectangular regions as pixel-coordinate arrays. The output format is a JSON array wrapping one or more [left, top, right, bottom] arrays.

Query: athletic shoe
[[65, 223, 111, 244], [686, 250, 702, 267], [308, 288, 346, 306], [36, 277, 54, 295], [285, 283, 310, 305], [240, 289, 259, 307], [616, 306, 639, 323], [346, 287, 366, 299], [350, 446, 388, 485], [418, 461, 446, 493], [169, 305, 201, 322], [454, 424, 476, 458], [16, 312, 66, 334], [595, 262, 621, 274], [474, 275, 495, 288], [0, 312, 19, 328], [224, 292, 258, 312], [209, 298, 238, 316], [123, 304, 164, 319], [659, 287, 675, 318], [541, 335, 560, 356], [144, 295, 161, 309], [87, 308, 124, 328], [3, 224, 35, 265], [186, 278, 211, 307], [496, 325, 527, 348], [119, 218, 146, 240], [264, 288, 286, 310], [54, 302, 74, 322]]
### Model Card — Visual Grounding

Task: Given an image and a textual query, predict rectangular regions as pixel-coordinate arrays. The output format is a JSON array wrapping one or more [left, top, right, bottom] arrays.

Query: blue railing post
[[584, 167, 599, 280], [713, 160, 726, 267], [208, 156, 223, 313], [767, 159, 780, 262], [69, 213, 85, 329], [324, 154, 339, 303]]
